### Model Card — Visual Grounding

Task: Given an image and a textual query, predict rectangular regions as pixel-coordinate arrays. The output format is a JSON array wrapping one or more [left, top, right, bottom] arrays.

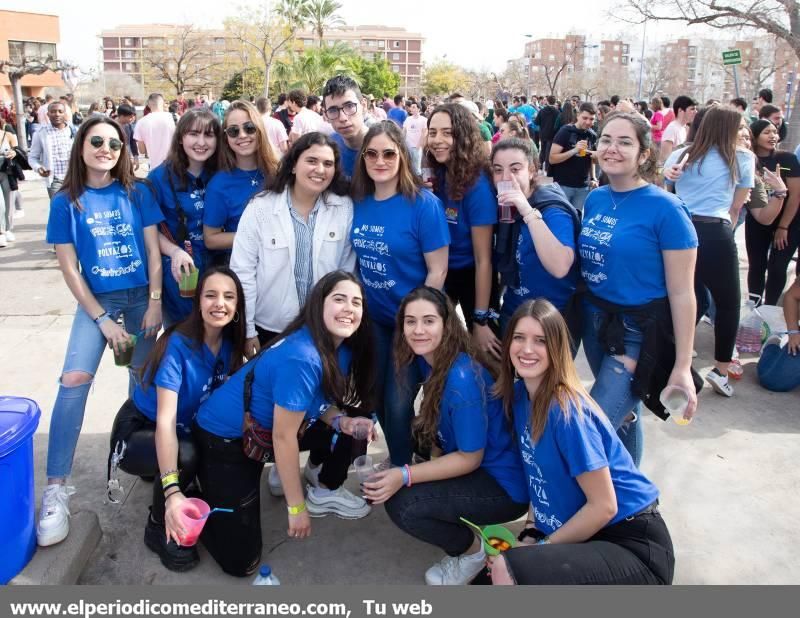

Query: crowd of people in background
[[3, 73, 798, 587]]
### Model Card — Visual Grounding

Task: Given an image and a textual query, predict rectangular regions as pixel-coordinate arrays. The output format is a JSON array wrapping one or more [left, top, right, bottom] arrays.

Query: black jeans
[[444, 265, 500, 331], [693, 220, 740, 363], [746, 210, 800, 305], [503, 509, 674, 584], [298, 419, 367, 490], [384, 467, 528, 556], [193, 422, 264, 577], [109, 399, 199, 525], [255, 326, 280, 347]]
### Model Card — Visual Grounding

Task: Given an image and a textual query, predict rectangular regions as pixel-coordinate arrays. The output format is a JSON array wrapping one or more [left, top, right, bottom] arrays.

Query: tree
[[0, 56, 74, 150], [274, 44, 356, 93], [221, 67, 265, 101], [622, 1, 800, 146], [422, 59, 469, 97], [639, 54, 672, 99], [145, 25, 225, 96], [353, 56, 401, 97], [304, 0, 345, 48]]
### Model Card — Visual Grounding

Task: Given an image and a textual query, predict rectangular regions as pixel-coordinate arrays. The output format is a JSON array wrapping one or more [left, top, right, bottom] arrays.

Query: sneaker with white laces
[[268, 465, 284, 497], [37, 484, 76, 546], [705, 368, 734, 397], [306, 485, 370, 519], [4, 230, 15, 242], [425, 549, 486, 585], [304, 462, 321, 487]]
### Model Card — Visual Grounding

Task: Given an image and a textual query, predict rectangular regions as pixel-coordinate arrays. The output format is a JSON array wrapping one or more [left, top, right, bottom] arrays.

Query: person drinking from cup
[[38, 116, 164, 547], [108, 267, 247, 571], [148, 109, 222, 326], [194, 271, 376, 576], [489, 299, 674, 585], [365, 287, 528, 585]]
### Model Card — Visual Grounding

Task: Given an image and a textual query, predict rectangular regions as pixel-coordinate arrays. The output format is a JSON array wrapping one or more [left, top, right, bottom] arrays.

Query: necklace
[[608, 184, 645, 210]]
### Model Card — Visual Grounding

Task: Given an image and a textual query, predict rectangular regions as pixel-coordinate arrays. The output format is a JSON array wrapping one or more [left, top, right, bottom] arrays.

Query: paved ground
[[2, 174, 799, 585]]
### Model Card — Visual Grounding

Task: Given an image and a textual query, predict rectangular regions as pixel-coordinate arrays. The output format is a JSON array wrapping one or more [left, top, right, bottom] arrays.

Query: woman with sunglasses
[[38, 116, 164, 547], [365, 287, 528, 585], [426, 103, 501, 362], [489, 299, 673, 585], [203, 101, 279, 265], [148, 109, 221, 325], [107, 266, 247, 572], [350, 121, 450, 465], [231, 132, 355, 360], [194, 271, 376, 576]]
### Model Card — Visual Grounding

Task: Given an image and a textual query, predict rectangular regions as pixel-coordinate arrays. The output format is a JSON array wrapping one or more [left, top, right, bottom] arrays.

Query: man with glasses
[[322, 75, 369, 178], [133, 93, 176, 169], [29, 101, 76, 199]]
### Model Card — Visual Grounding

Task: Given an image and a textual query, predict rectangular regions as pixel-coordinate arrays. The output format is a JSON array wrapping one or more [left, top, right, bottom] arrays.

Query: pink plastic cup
[[179, 497, 210, 546]]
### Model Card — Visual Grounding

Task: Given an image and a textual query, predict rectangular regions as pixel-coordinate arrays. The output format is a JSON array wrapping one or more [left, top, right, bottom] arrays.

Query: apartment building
[[295, 25, 424, 95], [0, 10, 64, 100]]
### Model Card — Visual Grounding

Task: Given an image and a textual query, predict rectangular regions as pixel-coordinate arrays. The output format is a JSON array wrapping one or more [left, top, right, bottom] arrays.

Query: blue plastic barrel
[[0, 396, 41, 584]]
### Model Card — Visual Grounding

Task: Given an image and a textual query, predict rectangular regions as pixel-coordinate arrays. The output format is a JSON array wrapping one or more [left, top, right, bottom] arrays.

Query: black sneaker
[[144, 516, 199, 572]]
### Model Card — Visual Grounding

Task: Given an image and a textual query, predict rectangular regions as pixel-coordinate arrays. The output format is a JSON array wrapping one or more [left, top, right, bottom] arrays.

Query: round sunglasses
[[225, 122, 258, 138], [363, 148, 399, 163], [88, 135, 123, 151]]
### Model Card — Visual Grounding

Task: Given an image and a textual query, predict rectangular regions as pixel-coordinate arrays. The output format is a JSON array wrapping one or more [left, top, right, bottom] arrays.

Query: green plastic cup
[[481, 524, 517, 556], [179, 268, 199, 298], [113, 334, 138, 367]]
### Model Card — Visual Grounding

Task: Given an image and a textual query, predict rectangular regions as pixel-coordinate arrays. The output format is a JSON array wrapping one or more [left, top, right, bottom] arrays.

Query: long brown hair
[[682, 106, 741, 184], [350, 121, 421, 202], [61, 115, 135, 210], [164, 109, 221, 190], [140, 266, 247, 390], [219, 100, 278, 178], [394, 286, 484, 449], [492, 299, 592, 441], [426, 103, 488, 201]]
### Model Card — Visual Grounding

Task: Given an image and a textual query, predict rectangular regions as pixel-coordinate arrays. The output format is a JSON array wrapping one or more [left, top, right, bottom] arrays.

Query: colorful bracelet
[[331, 414, 345, 433], [287, 502, 307, 515], [160, 472, 179, 489], [403, 464, 412, 488]]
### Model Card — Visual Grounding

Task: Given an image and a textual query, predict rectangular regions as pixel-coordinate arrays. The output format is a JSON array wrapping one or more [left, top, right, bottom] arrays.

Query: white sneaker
[[304, 462, 321, 487], [14, 209, 24, 218], [425, 549, 486, 585], [306, 485, 370, 519], [705, 368, 734, 397], [0, 234, 7, 248], [37, 484, 76, 546], [268, 465, 284, 497], [4, 230, 15, 242]]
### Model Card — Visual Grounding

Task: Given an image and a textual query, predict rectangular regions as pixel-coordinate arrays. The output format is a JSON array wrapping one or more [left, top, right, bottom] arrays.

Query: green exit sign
[[722, 49, 742, 65]]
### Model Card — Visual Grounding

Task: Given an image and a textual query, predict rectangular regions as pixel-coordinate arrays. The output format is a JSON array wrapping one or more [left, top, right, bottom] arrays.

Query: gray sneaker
[[306, 485, 370, 519]]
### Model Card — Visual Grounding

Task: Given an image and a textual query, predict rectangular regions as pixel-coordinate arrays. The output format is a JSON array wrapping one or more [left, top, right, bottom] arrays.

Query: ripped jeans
[[582, 304, 644, 466]]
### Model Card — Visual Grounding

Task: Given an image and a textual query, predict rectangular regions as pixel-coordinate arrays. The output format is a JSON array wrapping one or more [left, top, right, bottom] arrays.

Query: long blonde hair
[[219, 100, 278, 178], [493, 299, 594, 440]]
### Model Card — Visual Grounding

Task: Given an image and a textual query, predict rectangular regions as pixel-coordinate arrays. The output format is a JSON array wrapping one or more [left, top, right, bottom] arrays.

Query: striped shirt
[[47, 125, 73, 181], [288, 194, 321, 307]]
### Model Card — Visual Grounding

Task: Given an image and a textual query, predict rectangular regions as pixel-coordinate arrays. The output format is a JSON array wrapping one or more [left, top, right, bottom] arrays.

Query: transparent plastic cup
[[421, 167, 435, 185], [496, 180, 516, 223], [179, 497, 210, 546], [660, 385, 691, 425], [353, 455, 375, 483], [179, 268, 199, 298], [113, 334, 138, 367], [350, 418, 373, 441]]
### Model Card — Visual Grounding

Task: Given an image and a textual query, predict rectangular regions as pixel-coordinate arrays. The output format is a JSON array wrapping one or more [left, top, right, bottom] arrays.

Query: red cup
[[179, 497, 210, 546]]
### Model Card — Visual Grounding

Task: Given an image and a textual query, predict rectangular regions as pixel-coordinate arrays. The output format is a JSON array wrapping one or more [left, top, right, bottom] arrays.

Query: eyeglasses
[[324, 101, 359, 120], [88, 135, 123, 151], [363, 148, 399, 163], [225, 122, 258, 138], [597, 136, 637, 150]]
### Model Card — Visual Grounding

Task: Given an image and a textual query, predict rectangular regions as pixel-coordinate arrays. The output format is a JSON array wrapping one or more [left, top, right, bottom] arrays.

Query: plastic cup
[[353, 455, 375, 483], [112, 334, 138, 367], [579, 146, 587, 157], [496, 181, 516, 223], [350, 418, 373, 441], [178, 497, 210, 546], [659, 385, 691, 426], [179, 268, 199, 298], [481, 524, 517, 556], [421, 167, 435, 184]]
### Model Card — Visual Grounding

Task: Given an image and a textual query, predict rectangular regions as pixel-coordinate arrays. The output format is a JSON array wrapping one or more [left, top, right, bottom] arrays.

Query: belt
[[634, 501, 660, 517], [691, 215, 729, 225]]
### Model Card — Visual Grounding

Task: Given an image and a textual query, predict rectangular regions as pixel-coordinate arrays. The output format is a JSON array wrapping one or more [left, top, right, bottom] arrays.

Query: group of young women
[[38, 91, 714, 585]]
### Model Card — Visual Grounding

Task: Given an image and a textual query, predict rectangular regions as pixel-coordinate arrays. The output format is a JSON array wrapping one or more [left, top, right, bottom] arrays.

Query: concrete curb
[[10, 511, 102, 585]]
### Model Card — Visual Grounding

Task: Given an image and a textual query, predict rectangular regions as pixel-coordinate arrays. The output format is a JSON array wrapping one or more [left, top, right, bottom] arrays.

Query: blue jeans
[[373, 321, 422, 466], [46, 286, 155, 478], [557, 184, 590, 214], [758, 341, 800, 392], [581, 305, 644, 466]]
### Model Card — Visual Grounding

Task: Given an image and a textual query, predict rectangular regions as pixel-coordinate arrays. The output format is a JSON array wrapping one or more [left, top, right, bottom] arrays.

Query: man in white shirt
[[256, 97, 288, 157], [37, 95, 54, 126], [28, 102, 75, 198], [659, 95, 698, 166], [403, 101, 427, 175], [133, 93, 176, 169], [288, 89, 324, 146]]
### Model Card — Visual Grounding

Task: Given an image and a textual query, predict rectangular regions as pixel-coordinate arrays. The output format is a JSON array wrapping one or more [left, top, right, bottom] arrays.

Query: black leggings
[[745, 210, 800, 305], [502, 510, 674, 585], [444, 265, 499, 331], [109, 399, 199, 525], [693, 220, 740, 363]]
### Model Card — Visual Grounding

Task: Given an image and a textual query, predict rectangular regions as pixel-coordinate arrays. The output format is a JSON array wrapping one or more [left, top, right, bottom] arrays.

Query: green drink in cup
[[113, 334, 138, 367], [179, 268, 199, 298]]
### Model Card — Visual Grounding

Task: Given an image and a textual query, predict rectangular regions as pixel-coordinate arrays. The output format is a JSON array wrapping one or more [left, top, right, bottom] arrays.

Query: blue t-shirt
[[331, 132, 359, 179], [502, 204, 577, 314], [435, 172, 497, 270], [511, 381, 660, 535], [133, 333, 232, 434], [517, 104, 535, 123], [46, 180, 164, 294], [665, 146, 755, 221], [148, 164, 213, 321], [580, 184, 697, 306], [203, 167, 264, 233], [419, 354, 527, 503], [196, 326, 351, 439], [387, 107, 408, 127], [351, 190, 450, 326]]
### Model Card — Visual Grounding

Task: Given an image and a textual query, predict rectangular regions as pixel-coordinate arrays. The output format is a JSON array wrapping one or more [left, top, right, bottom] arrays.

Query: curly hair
[[425, 103, 489, 201]]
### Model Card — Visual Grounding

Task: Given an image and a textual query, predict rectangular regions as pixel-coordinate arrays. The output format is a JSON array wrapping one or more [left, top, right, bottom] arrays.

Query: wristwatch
[[149, 291, 162, 301]]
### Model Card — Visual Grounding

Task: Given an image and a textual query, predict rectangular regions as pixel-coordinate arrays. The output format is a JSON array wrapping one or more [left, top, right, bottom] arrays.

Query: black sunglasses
[[225, 122, 258, 138], [89, 135, 123, 151]]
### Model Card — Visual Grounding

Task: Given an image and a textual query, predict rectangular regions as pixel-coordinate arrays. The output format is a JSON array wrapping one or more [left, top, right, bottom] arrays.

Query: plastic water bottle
[[735, 300, 764, 354], [252, 565, 280, 585]]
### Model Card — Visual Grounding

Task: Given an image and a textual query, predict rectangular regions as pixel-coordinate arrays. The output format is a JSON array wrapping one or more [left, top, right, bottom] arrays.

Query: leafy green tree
[[273, 44, 357, 93], [221, 67, 265, 101], [353, 56, 401, 97], [304, 0, 345, 47], [422, 59, 469, 97]]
